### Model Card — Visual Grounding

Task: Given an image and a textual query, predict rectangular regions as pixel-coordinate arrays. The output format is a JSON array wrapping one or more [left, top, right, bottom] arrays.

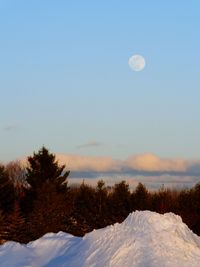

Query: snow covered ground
[[1, 211, 200, 267]]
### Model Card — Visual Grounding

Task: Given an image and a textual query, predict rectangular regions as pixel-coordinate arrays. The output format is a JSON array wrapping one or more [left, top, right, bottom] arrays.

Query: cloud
[[56, 154, 121, 172], [126, 153, 188, 172], [77, 141, 103, 149], [21, 152, 200, 188], [3, 124, 19, 132], [20, 152, 200, 189], [55, 153, 200, 175]]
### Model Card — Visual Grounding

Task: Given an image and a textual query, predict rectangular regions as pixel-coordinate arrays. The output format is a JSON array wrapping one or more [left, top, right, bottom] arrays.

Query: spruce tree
[[28, 182, 70, 240], [73, 182, 96, 234], [109, 181, 131, 221], [94, 180, 109, 227], [6, 201, 26, 243], [132, 182, 149, 210], [22, 147, 70, 216], [0, 165, 15, 213], [26, 146, 70, 189], [0, 210, 7, 244], [23, 147, 70, 239]]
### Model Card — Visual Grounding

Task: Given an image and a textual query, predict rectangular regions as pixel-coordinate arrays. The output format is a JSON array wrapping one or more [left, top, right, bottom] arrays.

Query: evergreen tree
[[26, 146, 70, 189], [28, 182, 70, 240], [150, 187, 178, 214], [22, 147, 70, 215], [6, 201, 26, 243], [0, 165, 15, 213], [0, 210, 7, 244], [132, 183, 149, 211], [96, 180, 107, 215], [109, 181, 131, 221], [94, 180, 109, 227], [192, 182, 200, 214], [73, 182, 96, 234]]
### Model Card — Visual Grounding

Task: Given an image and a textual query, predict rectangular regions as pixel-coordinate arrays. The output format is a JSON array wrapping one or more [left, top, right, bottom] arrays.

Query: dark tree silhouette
[[72, 182, 96, 235], [1, 147, 200, 243], [6, 201, 26, 243], [0, 165, 15, 213], [28, 182, 70, 240], [22, 147, 70, 215], [26, 146, 70, 188], [132, 183, 149, 211], [109, 180, 131, 221], [0, 210, 7, 244]]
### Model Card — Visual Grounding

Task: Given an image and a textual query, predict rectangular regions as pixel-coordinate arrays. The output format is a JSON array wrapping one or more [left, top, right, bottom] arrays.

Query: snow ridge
[[1, 211, 200, 267]]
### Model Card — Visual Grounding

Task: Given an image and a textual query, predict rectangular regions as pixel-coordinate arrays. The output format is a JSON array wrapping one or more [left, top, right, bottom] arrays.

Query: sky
[[1, 1, 200, 187]]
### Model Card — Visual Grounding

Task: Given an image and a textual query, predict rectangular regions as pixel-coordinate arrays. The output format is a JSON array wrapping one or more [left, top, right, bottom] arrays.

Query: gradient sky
[[1, 1, 200, 162]]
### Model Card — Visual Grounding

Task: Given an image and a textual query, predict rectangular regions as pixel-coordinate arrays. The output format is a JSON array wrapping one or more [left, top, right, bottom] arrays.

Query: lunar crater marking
[[128, 55, 146, 72]]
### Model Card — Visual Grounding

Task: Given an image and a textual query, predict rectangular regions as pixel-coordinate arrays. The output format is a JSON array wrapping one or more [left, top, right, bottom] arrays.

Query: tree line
[[0, 146, 200, 244]]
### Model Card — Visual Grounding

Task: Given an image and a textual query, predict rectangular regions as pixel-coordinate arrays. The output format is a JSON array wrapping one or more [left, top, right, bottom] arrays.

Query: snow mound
[[1, 211, 200, 267]]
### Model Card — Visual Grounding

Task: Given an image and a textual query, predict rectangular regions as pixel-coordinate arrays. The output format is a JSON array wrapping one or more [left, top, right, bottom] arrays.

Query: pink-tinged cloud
[[126, 153, 188, 172], [56, 154, 121, 172], [57, 153, 190, 173], [20, 152, 198, 174]]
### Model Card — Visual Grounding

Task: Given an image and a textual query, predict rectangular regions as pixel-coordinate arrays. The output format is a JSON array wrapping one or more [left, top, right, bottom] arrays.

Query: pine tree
[[22, 147, 70, 215], [132, 182, 149, 211], [6, 201, 26, 243], [0, 210, 7, 244], [73, 182, 96, 234], [28, 182, 70, 240], [0, 165, 15, 213], [109, 181, 131, 221], [96, 180, 107, 215], [94, 180, 109, 227], [26, 146, 70, 189]]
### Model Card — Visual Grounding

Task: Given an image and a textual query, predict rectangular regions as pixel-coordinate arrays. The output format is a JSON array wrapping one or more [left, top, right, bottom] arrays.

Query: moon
[[128, 55, 146, 72]]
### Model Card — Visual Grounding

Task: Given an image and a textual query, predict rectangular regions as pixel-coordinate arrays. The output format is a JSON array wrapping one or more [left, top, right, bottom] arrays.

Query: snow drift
[[1, 211, 200, 267]]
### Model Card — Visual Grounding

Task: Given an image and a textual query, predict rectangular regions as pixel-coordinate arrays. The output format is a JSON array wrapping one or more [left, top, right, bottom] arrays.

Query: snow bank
[[1, 211, 200, 267]]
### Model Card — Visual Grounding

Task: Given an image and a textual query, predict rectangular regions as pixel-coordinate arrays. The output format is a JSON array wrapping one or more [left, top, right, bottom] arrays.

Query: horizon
[[2, 149, 200, 190]]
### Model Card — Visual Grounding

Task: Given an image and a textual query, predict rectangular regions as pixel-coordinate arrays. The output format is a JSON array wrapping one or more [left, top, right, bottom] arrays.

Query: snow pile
[[1, 211, 200, 267]]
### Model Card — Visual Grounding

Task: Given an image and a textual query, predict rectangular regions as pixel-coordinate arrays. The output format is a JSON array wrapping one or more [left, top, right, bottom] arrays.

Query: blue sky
[[1, 1, 200, 164]]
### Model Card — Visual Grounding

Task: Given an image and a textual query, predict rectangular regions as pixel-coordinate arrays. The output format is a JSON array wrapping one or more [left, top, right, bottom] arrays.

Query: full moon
[[128, 54, 146, 72]]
